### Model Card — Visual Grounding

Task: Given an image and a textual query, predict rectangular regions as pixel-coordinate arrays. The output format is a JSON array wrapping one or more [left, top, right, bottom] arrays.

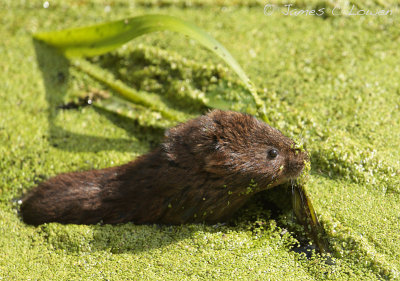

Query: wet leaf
[[292, 183, 330, 254]]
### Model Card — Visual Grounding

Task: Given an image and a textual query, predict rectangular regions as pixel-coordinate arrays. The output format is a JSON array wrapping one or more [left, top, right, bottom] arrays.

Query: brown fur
[[21, 110, 308, 225]]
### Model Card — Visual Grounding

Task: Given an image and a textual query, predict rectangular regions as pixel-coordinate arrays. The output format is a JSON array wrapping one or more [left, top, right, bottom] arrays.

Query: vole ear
[[162, 127, 182, 162], [162, 111, 224, 162], [203, 153, 229, 175]]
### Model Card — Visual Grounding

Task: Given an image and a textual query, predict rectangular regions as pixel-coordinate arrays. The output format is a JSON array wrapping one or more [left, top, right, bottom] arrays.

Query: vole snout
[[285, 149, 309, 179]]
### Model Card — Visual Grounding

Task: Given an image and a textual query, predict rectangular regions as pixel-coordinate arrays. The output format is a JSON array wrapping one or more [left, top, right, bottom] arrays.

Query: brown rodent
[[21, 110, 308, 226]]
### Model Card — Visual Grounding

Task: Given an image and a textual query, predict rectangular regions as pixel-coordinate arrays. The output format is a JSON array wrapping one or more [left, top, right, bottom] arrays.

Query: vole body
[[21, 110, 307, 225]]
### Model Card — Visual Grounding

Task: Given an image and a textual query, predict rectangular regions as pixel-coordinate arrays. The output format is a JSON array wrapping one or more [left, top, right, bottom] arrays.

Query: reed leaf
[[292, 183, 330, 254], [72, 58, 188, 122], [33, 14, 268, 122]]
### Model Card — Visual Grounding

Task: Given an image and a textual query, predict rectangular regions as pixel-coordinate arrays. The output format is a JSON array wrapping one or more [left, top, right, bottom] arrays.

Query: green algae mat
[[1, 1, 400, 280]]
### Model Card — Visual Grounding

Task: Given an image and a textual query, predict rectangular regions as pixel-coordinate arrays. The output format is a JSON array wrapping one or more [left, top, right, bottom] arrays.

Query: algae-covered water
[[1, 0, 399, 280]]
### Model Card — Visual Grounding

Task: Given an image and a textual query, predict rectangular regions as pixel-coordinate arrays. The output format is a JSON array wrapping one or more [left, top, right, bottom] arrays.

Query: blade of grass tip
[[73, 58, 187, 122], [292, 184, 329, 254], [33, 14, 269, 123]]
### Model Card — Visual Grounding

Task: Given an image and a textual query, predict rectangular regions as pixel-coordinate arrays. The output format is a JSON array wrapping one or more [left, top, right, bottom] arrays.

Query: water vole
[[21, 110, 308, 225]]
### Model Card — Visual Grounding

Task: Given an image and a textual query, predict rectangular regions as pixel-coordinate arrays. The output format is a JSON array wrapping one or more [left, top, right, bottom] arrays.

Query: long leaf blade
[[292, 183, 330, 254], [72, 58, 188, 122], [33, 14, 268, 122]]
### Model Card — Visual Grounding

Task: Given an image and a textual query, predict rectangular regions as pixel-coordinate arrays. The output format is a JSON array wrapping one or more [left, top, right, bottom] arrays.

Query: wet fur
[[21, 110, 307, 225]]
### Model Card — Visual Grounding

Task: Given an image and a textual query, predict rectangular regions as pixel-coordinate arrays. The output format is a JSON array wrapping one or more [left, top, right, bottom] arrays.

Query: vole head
[[163, 110, 308, 190]]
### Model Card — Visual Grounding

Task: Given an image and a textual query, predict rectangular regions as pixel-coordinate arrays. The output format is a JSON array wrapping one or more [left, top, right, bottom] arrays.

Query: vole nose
[[288, 158, 305, 172], [286, 150, 308, 178], [297, 149, 309, 162]]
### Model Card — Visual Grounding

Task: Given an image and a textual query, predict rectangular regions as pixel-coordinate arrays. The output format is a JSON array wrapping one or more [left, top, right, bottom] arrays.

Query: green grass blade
[[73, 58, 187, 122], [33, 14, 268, 122], [292, 183, 330, 254], [93, 95, 179, 129]]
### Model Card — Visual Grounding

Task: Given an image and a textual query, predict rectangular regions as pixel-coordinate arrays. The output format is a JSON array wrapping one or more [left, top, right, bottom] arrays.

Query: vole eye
[[268, 148, 279, 159]]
